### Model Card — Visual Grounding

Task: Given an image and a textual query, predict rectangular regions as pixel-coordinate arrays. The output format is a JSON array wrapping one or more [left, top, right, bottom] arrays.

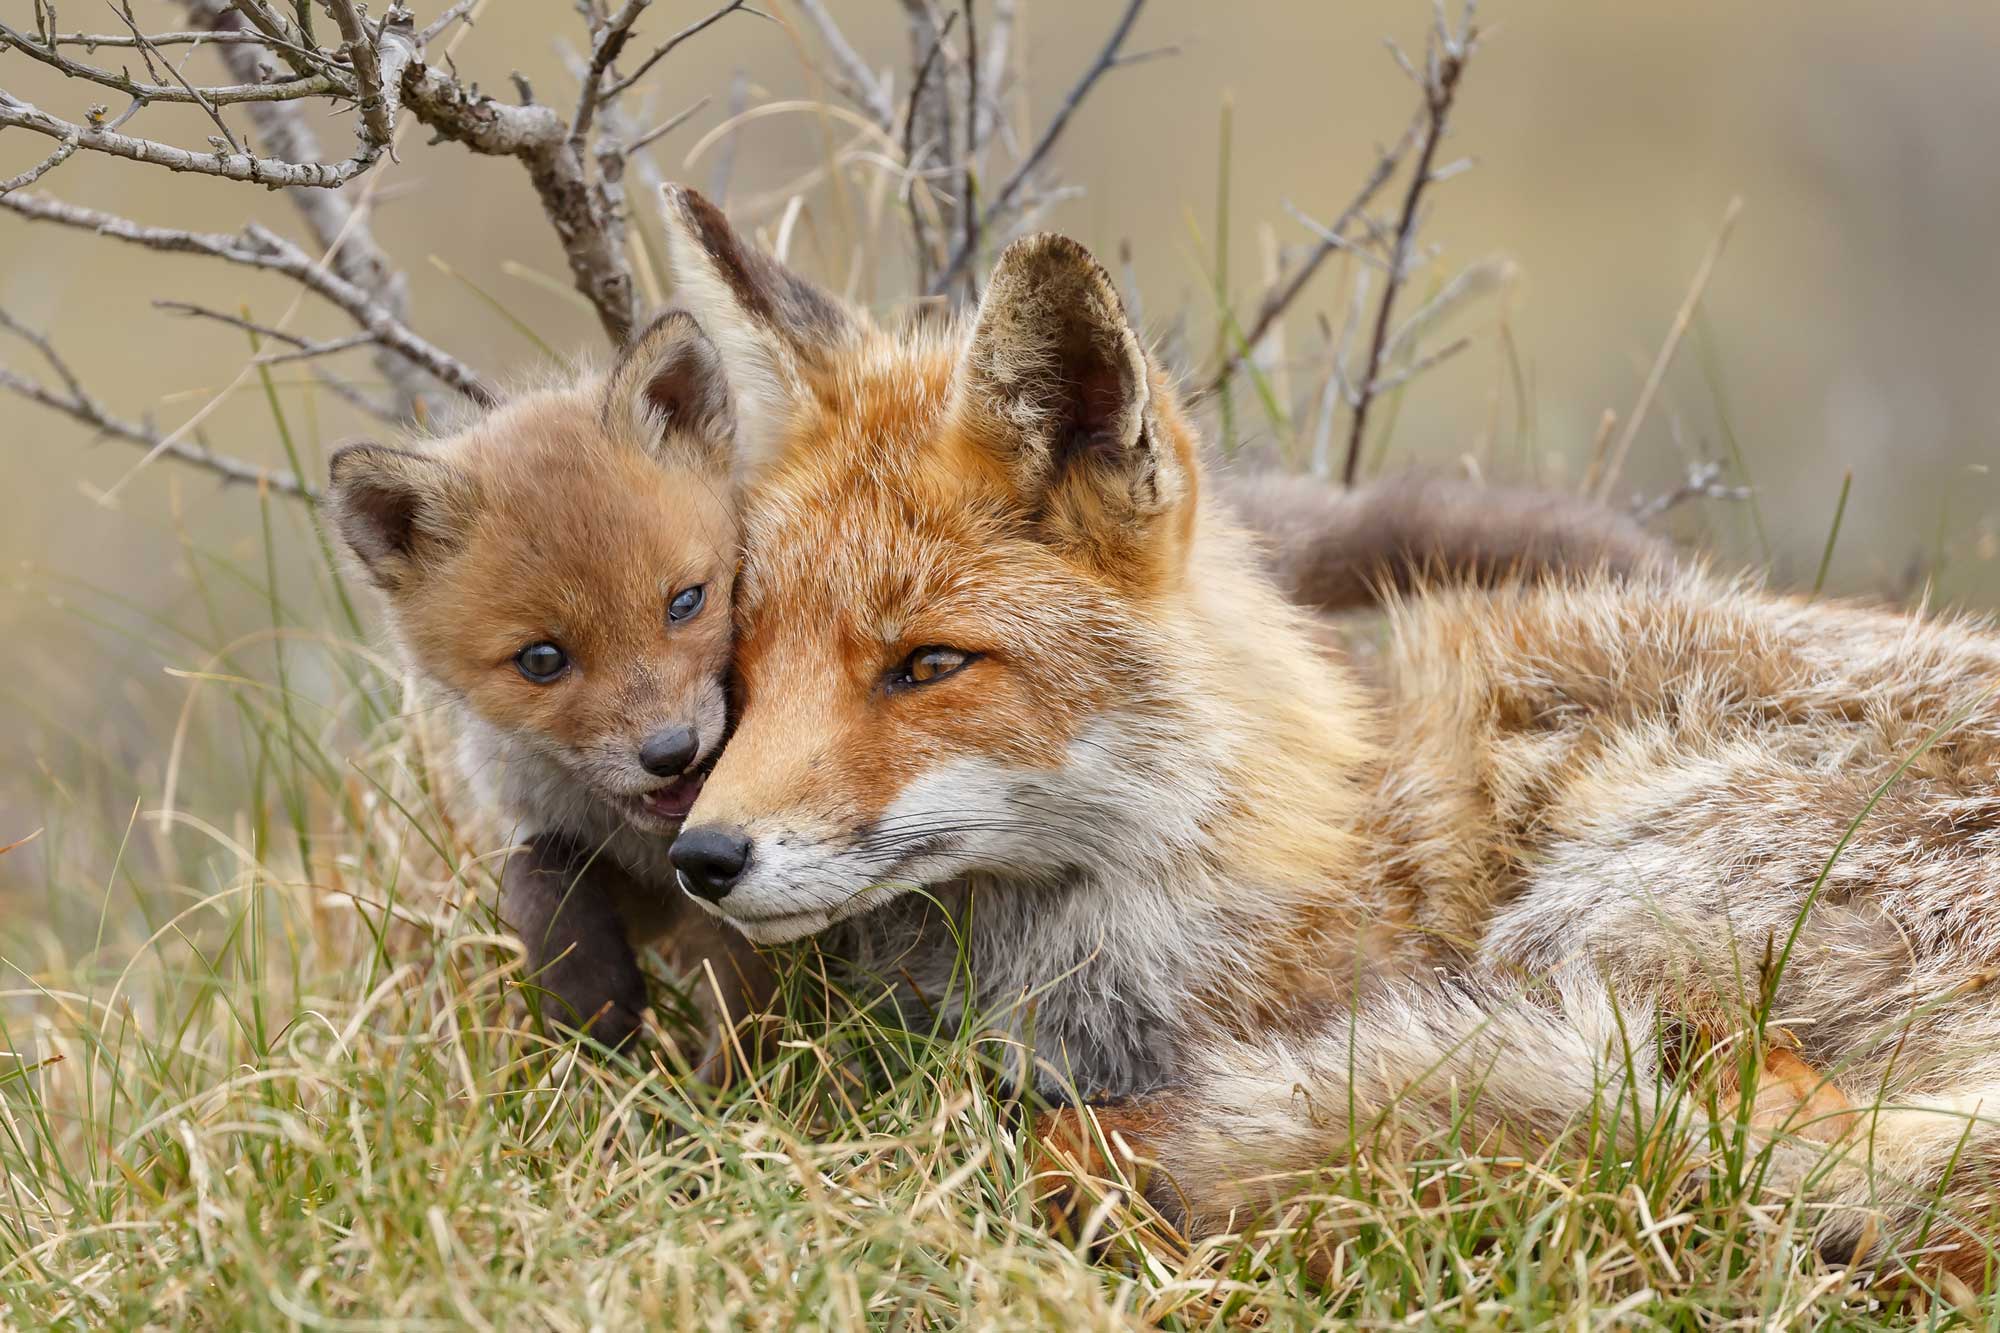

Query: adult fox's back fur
[[657, 183, 2000, 1278]]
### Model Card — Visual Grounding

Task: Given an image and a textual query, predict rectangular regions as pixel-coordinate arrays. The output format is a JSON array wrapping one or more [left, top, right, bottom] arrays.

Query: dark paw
[[526, 942, 648, 1049], [502, 834, 652, 1051]]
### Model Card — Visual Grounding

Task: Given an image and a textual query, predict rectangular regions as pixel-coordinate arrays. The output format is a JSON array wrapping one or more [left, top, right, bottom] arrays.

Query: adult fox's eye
[[887, 646, 977, 691], [515, 642, 569, 683], [668, 584, 706, 623]]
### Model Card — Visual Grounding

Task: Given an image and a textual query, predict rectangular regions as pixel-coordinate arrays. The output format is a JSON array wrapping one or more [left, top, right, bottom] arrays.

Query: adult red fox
[[324, 265, 1666, 1053], [657, 184, 2000, 1278]]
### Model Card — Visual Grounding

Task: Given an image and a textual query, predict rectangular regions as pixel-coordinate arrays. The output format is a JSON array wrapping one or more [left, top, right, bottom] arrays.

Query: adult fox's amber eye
[[668, 584, 706, 623], [890, 646, 976, 690], [515, 642, 569, 683]]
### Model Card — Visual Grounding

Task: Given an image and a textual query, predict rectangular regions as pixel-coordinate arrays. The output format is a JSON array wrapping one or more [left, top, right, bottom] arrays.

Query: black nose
[[638, 725, 698, 777], [670, 825, 751, 902]]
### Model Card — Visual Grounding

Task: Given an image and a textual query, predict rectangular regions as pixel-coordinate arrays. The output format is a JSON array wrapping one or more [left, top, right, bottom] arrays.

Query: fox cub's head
[[656, 186, 1323, 944], [327, 313, 740, 834]]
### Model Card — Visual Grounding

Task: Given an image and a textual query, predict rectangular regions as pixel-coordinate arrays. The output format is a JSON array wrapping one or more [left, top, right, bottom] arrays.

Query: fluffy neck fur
[[824, 488, 1384, 1100]]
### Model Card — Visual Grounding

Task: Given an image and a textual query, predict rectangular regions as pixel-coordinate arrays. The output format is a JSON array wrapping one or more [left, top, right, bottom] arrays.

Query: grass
[[4, 488, 1997, 1330]]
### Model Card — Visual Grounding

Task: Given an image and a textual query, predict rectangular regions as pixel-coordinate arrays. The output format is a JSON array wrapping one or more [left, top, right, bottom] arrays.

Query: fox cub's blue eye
[[515, 642, 569, 682], [668, 584, 706, 623]]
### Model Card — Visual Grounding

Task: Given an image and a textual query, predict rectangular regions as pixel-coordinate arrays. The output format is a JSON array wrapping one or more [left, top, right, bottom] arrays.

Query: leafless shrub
[[0, 0, 1177, 500]]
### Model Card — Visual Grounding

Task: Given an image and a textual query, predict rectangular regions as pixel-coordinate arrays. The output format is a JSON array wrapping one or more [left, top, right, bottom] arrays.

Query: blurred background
[[3, 0, 1999, 896]]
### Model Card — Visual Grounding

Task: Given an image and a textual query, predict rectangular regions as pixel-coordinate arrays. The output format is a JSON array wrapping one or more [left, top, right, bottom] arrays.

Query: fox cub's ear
[[325, 443, 477, 591], [658, 184, 862, 470], [952, 234, 1186, 532], [605, 310, 735, 467]]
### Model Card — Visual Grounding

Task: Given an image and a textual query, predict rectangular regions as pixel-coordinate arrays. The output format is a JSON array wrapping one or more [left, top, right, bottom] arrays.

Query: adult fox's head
[[662, 187, 1365, 943], [327, 313, 743, 837]]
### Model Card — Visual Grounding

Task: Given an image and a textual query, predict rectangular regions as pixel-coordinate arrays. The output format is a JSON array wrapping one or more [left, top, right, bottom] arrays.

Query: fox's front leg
[[1032, 1097, 1203, 1240], [500, 834, 650, 1048]]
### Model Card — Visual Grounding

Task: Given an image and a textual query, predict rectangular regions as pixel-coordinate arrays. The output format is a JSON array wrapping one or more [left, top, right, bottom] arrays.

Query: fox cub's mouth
[[619, 750, 716, 828], [635, 772, 705, 821]]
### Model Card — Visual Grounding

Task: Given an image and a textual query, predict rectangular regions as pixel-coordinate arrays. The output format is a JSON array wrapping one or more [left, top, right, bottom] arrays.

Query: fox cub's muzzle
[[638, 724, 700, 777]]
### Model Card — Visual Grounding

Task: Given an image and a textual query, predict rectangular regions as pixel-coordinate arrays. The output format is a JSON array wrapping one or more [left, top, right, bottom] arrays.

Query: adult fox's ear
[[325, 443, 477, 591], [604, 310, 735, 468], [658, 183, 861, 469], [951, 234, 1187, 541]]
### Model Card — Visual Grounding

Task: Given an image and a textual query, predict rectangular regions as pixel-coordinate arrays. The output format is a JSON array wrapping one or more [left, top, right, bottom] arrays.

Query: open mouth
[[622, 751, 717, 826], [634, 772, 704, 821]]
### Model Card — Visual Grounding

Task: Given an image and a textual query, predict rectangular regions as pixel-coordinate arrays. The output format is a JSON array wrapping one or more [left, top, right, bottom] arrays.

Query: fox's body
[[658, 186, 2000, 1275], [326, 218, 1668, 1052]]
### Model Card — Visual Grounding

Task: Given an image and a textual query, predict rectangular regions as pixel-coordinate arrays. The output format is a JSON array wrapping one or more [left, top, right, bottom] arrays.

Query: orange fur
[[656, 183, 2000, 1275]]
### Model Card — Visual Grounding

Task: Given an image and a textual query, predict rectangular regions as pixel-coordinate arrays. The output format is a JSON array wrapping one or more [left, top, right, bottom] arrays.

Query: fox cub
[[325, 219, 1668, 1053], [654, 185, 2000, 1278], [326, 313, 772, 1052]]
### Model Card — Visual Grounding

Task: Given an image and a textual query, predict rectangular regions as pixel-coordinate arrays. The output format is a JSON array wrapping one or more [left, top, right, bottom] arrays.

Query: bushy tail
[[1218, 470, 1677, 615]]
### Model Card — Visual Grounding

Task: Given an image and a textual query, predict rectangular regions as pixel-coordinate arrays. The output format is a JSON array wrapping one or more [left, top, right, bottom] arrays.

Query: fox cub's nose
[[638, 725, 699, 777], [671, 826, 751, 902]]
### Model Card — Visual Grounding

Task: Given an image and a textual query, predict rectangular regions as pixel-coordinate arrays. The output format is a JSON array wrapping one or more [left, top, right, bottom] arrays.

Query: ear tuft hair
[[325, 443, 476, 590], [604, 310, 735, 468], [658, 184, 863, 469], [955, 233, 1180, 521]]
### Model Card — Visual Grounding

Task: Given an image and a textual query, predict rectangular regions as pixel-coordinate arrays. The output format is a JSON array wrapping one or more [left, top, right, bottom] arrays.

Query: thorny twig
[[1342, 6, 1477, 486]]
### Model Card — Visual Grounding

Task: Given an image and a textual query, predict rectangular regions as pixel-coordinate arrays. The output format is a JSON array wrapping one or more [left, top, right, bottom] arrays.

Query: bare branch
[[571, 0, 651, 148], [180, 0, 431, 417], [417, 1, 480, 47], [960, 0, 979, 297], [628, 95, 710, 154], [0, 90, 379, 187], [118, 8, 247, 154], [43, 27, 313, 49], [1199, 136, 1416, 405], [399, 62, 636, 343], [1362, 332, 1470, 398], [0, 21, 337, 104], [0, 311, 315, 500], [928, 0, 1148, 297], [324, 1, 415, 153], [901, 7, 960, 289], [155, 300, 373, 366], [1342, 11, 1475, 486], [1629, 460, 1753, 524], [601, 0, 755, 101], [0, 190, 496, 407], [219, 0, 325, 79], [0, 132, 79, 193]]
